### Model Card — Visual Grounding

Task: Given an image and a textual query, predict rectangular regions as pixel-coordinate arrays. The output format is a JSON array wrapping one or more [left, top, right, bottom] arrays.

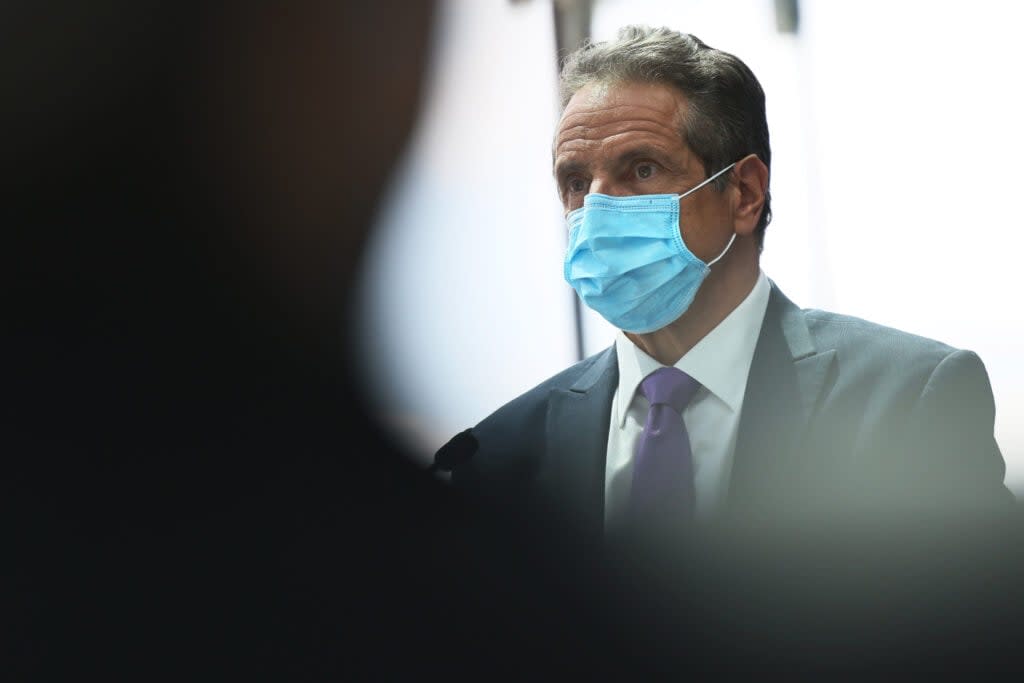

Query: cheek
[[678, 200, 726, 261]]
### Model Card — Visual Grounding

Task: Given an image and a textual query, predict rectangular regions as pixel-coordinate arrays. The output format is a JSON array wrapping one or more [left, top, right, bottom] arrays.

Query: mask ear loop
[[677, 161, 737, 200], [706, 232, 736, 267], [676, 161, 739, 267]]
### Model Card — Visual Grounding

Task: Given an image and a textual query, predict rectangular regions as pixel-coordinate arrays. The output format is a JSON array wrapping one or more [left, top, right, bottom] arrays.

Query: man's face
[[553, 81, 734, 264]]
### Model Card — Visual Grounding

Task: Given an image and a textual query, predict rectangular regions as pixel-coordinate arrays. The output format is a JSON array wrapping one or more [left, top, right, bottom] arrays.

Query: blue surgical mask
[[563, 163, 737, 334]]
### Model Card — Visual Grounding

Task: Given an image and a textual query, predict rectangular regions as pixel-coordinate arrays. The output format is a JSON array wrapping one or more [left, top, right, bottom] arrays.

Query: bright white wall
[[357, 0, 1024, 493], [355, 0, 573, 465]]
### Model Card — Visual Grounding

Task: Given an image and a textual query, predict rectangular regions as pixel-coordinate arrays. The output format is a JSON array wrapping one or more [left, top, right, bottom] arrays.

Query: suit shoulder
[[803, 308, 959, 360], [798, 307, 988, 396], [474, 347, 613, 433]]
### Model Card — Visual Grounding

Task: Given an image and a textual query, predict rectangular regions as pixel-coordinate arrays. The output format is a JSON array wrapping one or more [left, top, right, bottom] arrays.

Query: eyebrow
[[553, 159, 584, 180], [613, 145, 673, 169], [553, 145, 676, 180]]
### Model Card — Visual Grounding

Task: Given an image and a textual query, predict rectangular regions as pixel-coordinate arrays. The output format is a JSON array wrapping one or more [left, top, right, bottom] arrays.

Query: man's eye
[[635, 163, 655, 179], [568, 177, 586, 193]]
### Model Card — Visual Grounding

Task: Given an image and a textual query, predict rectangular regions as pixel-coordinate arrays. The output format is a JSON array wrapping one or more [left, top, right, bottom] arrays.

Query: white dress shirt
[[604, 270, 771, 531]]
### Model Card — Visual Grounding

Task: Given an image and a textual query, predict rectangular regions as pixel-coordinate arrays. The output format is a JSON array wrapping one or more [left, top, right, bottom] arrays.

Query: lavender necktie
[[627, 366, 702, 536]]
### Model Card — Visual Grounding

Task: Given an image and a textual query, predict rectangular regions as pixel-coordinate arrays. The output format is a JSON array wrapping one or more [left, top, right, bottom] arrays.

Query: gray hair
[[558, 26, 772, 243]]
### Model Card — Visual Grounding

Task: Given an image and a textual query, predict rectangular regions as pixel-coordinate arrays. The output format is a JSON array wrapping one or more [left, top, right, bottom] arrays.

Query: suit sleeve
[[897, 349, 1017, 514]]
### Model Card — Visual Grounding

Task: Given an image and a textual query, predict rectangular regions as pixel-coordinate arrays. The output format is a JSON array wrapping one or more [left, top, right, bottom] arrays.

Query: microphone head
[[430, 428, 478, 473]]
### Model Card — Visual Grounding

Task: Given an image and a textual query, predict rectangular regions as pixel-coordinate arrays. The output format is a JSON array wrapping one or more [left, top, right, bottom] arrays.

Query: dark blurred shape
[[429, 427, 478, 473], [0, 1, 504, 678], [775, 0, 800, 33], [3, 1, 1024, 680], [553, 0, 594, 64]]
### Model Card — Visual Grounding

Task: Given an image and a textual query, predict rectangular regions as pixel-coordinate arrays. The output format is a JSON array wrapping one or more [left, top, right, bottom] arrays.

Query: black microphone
[[427, 428, 478, 474]]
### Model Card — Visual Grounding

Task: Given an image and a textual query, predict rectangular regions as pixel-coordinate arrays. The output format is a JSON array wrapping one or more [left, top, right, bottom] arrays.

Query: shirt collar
[[614, 270, 771, 427]]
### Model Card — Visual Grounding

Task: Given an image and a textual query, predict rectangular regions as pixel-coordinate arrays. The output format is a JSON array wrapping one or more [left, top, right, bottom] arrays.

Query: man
[[436, 25, 1016, 546]]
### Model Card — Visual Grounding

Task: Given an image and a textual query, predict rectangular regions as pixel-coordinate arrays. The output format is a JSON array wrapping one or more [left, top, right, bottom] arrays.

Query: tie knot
[[639, 366, 700, 413]]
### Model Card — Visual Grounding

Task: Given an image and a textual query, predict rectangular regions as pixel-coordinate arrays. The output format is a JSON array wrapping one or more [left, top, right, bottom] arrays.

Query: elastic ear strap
[[706, 232, 737, 267], [679, 161, 737, 199]]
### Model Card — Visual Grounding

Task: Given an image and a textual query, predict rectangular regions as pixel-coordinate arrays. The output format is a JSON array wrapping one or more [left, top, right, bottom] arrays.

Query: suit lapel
[[542, 347, 618, 542], [727, 282, 836, 513]]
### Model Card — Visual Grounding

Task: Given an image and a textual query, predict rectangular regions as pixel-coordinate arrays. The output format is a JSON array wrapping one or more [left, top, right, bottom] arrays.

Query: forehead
[[554, 81, 688, 160]]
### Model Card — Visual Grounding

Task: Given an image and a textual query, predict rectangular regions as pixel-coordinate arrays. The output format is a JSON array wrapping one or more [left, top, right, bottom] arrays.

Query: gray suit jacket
[[440, 281, 1016, 543]]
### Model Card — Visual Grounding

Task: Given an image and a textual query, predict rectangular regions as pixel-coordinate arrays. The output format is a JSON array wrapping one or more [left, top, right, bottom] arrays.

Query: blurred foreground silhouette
[[3, 2, 1024, 679]]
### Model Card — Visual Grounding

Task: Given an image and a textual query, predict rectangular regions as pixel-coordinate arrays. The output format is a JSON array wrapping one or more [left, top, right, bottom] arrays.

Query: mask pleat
[[583, 213, 674, 240], [572, 253, 680, 298], [616, 272, 699, 334], [605, 255, 705, 305]]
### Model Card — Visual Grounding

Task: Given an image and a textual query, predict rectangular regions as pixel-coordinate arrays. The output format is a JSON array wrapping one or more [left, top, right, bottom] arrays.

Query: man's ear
[[731, 154, 769, 237]]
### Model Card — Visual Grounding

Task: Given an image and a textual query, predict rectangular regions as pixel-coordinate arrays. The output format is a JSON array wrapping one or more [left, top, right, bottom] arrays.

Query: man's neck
[[625, 253, 760, 366]]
